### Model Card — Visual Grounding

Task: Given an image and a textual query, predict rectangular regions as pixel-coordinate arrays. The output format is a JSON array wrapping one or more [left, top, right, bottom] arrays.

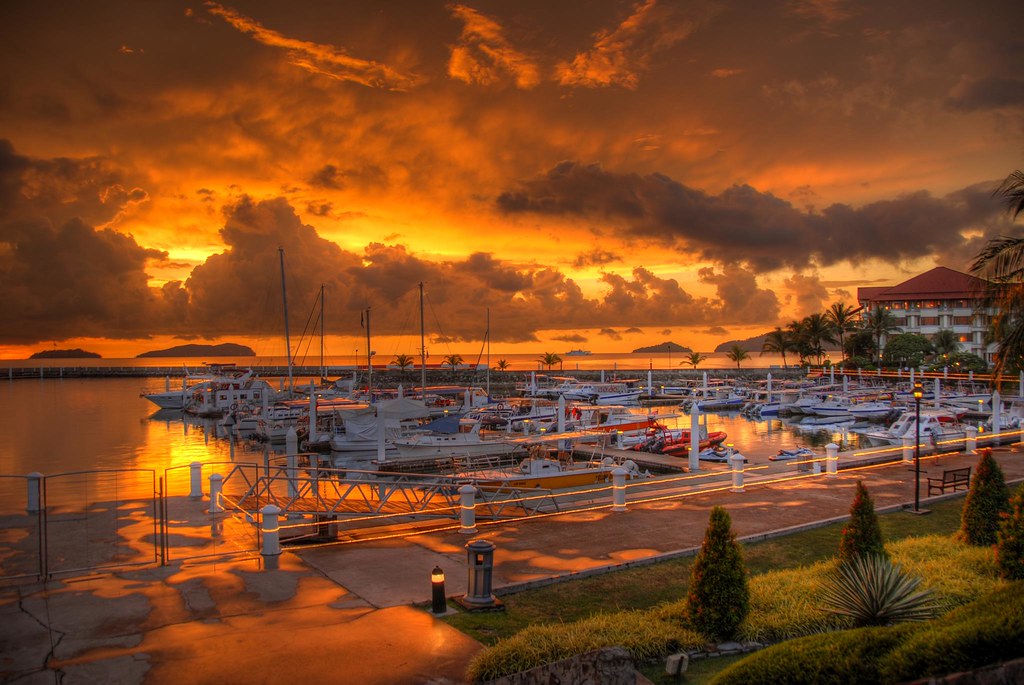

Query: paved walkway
[[2, 447, 1021, 684]]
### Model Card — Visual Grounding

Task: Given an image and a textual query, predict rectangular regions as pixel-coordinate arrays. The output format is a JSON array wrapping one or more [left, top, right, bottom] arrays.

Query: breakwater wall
[[1, 364, 812, 385]]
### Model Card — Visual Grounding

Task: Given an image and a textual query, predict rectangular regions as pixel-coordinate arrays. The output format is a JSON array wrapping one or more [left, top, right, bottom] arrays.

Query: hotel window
[[953, 316, 972, 325], [920, 316, 939, 325], [893, 317, 907, 327]]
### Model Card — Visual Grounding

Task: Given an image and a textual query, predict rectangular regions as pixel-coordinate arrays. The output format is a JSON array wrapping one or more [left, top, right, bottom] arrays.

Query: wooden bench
[[927, 467, 971, 496]]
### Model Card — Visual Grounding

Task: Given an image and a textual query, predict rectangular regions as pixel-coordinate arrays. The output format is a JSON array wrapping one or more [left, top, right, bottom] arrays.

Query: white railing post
[[826, 443, 839, 477], [459, 484, 477, 534], [729, 453, 745, 493], [612, 468, 627, 512], [966, 426, 978, 454], [209, 473, 223, 514], [189, 461, 203, 499], [26, 472, 43, 514], [901, 435, 915, 464], [261, 504, 281, 557], [287, 454, 298, 499]]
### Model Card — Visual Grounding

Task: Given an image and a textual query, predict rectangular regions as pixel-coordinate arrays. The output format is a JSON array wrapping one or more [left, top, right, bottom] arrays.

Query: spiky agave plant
[[821, 554, 939, 627]]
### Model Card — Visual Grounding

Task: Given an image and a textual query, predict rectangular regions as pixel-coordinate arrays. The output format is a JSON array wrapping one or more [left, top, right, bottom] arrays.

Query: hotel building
[[857, 266, 994, 362]]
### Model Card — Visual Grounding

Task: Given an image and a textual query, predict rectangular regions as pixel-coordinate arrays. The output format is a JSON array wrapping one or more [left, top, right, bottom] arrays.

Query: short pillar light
[[431, 565, 447, 615]]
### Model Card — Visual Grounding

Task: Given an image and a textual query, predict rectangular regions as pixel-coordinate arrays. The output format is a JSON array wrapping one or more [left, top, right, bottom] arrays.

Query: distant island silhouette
[[632, 342, 692, 354], [30, 348, 101, 359], [137, 343, 255, 358]]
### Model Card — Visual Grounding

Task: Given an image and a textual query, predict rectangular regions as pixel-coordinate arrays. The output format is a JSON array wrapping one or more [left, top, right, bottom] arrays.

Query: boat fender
[[602, 456, 614, 466], [230, 403, 238, 410], [497, 402, 505, 410]]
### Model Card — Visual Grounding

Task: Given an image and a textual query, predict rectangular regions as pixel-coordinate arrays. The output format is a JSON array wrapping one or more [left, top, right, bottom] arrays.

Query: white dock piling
[[647, 370, 653, 398], [689, 403, 700, 473], [459, 484, 477, 534], [557, 394, 566, 433], [612, 468, 627, 512], [902, 435, 915, 464], [934, 377, 941, 410], [286, 427, 298, 460], [966, 426, 978, 453], [26, 472, 42, 513], [826, 443, 839, 477], [308, 382, 318, 444], [209, 473, 223, 514], [261, 504, 281, 557], [729, 453, 745, 493], [992, 390, 1002, 437], [189, 461, 203, 499]]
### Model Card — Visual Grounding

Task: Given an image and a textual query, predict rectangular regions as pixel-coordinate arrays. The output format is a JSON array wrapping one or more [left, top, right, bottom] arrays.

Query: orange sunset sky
[[1, 0, 1022, 361]]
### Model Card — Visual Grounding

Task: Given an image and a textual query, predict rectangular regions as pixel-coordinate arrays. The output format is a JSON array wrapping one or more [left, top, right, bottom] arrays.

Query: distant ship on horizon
[[565, 348, 592, 356]]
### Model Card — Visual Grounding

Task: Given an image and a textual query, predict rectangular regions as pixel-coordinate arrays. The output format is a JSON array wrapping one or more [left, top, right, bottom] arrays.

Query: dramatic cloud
[[783, 272, 831, 317], [447, 4, 540, 88], [555, 0, 718, 88], [498, 162, 1011, 271], [205, 2, 419, 90]]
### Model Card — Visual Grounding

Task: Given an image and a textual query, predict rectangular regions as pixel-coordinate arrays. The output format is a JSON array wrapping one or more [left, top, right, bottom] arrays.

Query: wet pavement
[[2, 446, 1022, 684]]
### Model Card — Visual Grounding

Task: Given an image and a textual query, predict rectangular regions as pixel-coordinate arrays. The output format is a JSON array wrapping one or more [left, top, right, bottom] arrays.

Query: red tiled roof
[[858, 266, 990, 302]]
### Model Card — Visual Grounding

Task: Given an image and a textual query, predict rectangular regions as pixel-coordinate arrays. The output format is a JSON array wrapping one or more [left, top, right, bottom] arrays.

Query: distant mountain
[[30, 348, 101, 359], [714, 334, 769, 353], [632, 341, 693, 354], [137, 343, 255, 358]]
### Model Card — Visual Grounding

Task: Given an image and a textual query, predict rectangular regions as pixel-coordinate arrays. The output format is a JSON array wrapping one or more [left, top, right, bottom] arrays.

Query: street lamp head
[[913, 381, 923, 400]]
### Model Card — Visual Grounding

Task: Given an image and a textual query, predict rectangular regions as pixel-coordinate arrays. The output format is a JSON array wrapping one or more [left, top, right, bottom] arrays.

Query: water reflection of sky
[[0, 378, 869, 509]]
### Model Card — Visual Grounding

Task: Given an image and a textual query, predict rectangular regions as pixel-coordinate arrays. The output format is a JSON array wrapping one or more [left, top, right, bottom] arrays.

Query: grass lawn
[[443, 496, 965, 645]]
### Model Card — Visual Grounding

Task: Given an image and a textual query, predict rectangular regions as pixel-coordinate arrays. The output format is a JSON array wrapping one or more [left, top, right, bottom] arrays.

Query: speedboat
[[856, 409, 966, 447], [769, 447, 815, 461]]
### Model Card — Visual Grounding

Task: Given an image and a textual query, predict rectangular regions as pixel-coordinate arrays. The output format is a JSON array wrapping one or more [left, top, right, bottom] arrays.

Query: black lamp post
[[913, 381, 922, 512]]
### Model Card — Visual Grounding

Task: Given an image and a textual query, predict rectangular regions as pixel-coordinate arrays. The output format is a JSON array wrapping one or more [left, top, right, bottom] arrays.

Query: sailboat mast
[[278, 247, 293, 393], [419, 282, 426, 398], [319, 284, 325, 381], [486, 307, 490, 397], [365, 306, 372, 403]]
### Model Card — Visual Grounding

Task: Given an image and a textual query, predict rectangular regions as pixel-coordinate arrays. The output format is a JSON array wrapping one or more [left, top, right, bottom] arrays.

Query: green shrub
[[879, 581, 1024, 682], [820, 554, 938, 627], [735, 562, 848, 643], [996, 484, 1024, 580], [959, 449, 1011, 546], [465, 611, 703, 682], [838, 481, 887, 564], [687, 506, 749, 640], [888, 535, 1002, 610], [709, 623, 920, 685]]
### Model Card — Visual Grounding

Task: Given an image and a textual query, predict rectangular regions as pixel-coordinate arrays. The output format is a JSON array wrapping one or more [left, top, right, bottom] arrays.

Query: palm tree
[[760, 327, 793, 368], [726, 344, 749, 368], [495, 359, 509, 372], [864, 308, 901, 363], [931, 329, 960, 358], [995, 169, 1024, 220], [827, 302, 860, 362], [442, 353, 463, 379], [802, 313, 838, 365], [391, 353, 415, 379], [538, 352, 562, 370], [971, 169, 1024, 378], [685, 352, 707, 369]]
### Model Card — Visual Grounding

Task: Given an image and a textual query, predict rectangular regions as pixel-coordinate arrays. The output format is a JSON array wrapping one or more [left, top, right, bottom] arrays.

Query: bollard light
[[431, 566, 447, 614]]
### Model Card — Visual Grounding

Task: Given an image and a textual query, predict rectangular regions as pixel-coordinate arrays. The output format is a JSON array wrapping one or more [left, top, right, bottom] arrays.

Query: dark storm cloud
[[497, 162, 1008, 271], [599, 328, 622, 340], [552, 333, 587, 343], [573, 249, 621, 267], [0, 140, 177, 343], [947, 77, 1024, 111]]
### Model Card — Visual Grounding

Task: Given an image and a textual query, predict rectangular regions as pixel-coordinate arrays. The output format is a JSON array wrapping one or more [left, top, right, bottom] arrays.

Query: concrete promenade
[[2, 446, 1022, 684]]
